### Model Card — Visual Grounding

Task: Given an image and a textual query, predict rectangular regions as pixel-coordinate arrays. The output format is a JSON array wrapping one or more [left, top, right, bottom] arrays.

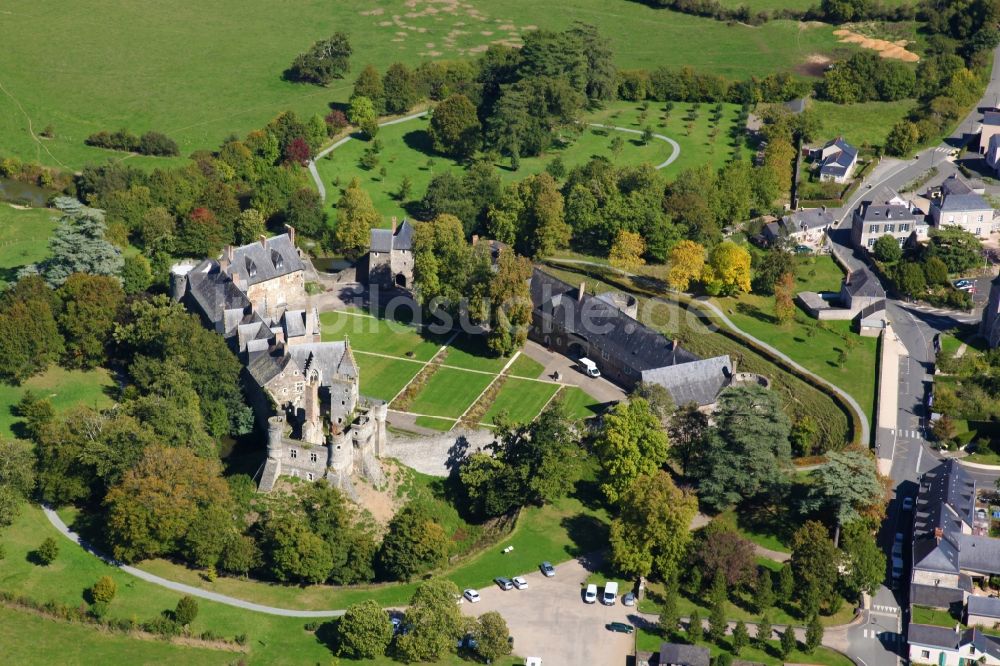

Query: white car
[[463, 589, 481, 603], [512, 576, 528, 590], [584, 584, 597, 604]]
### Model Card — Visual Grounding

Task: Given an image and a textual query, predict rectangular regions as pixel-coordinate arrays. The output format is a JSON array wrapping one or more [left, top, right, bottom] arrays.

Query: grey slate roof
[[530, 269, 699, 372], [819, 137, 858, 177], [843, 269, 885, 299], [854, 202, 921, 224], [985, 110, 1000, 127], [641, 355, 732, 407], [968, 595, 1000, 620], [229, 233, 304, 287], [957, 534, 1000, 575], [246, 350, 289, 387], [937, 175, 991, 212], [370, 228, 394, 253], [186, 260, 251, 331], [910, 582, 963, 609], [966, 629, 1000, 659], [659, 643, 710, 666], [286, 341, 358, 384], [908, 624, 961, 649], [370, 220, 414, 253]]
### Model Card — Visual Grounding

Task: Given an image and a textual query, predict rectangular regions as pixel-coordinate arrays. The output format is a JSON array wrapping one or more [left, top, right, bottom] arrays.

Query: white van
[[578, 357, 600, 378], [602, 581, 618, 606], [584, 584, 597, 604]]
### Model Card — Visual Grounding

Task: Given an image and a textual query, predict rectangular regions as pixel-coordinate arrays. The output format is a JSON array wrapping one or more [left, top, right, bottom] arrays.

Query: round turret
[[329, 431, 352, 473], [267, 415, 284, 460]]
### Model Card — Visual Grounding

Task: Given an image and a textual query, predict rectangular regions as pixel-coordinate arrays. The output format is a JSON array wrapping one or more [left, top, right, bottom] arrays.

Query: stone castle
[[171, 228, 386, 495]]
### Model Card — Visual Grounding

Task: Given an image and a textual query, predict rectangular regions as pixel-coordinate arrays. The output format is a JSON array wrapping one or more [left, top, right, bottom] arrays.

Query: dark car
[[540, 562, 555, 577], [494, 577, 514, 591], [606, 622, 634, 634]]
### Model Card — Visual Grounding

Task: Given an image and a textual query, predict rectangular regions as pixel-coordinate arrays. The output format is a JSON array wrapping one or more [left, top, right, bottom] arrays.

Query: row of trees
[[84, 129, 180, 156], [645, 0, 916, 25]]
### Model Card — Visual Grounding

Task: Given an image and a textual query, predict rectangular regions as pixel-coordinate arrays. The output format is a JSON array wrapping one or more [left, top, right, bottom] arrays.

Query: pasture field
[[0, 205, 58, 283], [812, 99, 915, 148], [0, 0, 852, 169], [0, 366, 114, 440]]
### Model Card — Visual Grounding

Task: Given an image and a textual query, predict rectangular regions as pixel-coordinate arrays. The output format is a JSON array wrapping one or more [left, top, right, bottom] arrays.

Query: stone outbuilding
[[368, 218, 414, 290]]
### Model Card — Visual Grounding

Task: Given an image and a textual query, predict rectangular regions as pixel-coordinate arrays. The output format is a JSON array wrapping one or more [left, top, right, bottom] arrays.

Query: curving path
[[550, 258, 871, 445], [43, 506, 345, 618], [305, 113, 682, 202]]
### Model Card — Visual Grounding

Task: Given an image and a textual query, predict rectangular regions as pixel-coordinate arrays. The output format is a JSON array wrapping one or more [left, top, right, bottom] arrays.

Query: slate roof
[[936, 175, 991, 212], [641, 355, 732, 406], [985, 110, 1000, 127], [818, 137, 858, 178], [530, 269, 699, 372], [286, 341, 358, 384], [910, 582, 963, 609], [786, 207, 835, 232], [659, 643, 710, 666], [908, 624, 962, 649], [968, 595, 1000, 620], [370, 220, 414, 253], [229, 233, 304, 287], [842, 269, 885, 299], [246, 349, 290, 387], [785, 97, 807, 114], [186, 260, 251, 331], [966, 629, 1000, 659], [854, 202, 921, 224]]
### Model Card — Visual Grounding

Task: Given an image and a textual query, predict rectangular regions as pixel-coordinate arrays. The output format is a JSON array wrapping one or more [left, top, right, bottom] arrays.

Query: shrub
[[143, 615, 181, 637], [174, 595, 199, 626], [90, 576, 117, 604], [35, 537, 59, 565], [138, 131, 180, 157]]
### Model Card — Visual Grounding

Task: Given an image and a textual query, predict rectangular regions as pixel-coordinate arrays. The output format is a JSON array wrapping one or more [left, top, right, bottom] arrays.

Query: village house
[[812, 137, 859, 184], [928, 175, 997, 239], [850, 188, 927, 251], [636, 643, 711, 666], [796, 266, 886, 335], [909, 625, 1000, 666], [761, 207, 834, 247], [172, 230, 386, 495]]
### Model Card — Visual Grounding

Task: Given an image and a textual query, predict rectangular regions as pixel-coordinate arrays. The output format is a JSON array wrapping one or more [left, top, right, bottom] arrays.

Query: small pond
[[312, 256, 354, 273], [0, 177, 51, 207]]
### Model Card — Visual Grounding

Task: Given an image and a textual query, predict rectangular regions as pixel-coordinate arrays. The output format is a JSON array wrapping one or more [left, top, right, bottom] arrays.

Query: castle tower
[[301, 368, 325, 445], [169, 263, 194, 302], [266, 415, 284, 460]]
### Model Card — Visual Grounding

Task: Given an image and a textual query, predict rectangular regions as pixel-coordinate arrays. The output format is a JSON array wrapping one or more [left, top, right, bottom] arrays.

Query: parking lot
[[459, 558, 637, 665]]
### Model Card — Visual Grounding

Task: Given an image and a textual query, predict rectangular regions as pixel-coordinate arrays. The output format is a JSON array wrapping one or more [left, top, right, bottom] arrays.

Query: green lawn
[[813, 100, 915, 148], [586, 101, 752, 179], [714, 254, 878, 427], [507, 354, 545, 379], [717, 508, 792, 554], [319, 309, 441, 360], [414, 415, 457, 431], [0, 0, 853, 170], [557, 386, 606, 421], [482, 378, 560, 425], [352, 352, 423, 402], [911, 605, 961, 628], [0, 605, 233, 666], [0, 366, 114, 439], [0, 205, 58, 283], [403, 367, 495, 418], [636, 627, 854, 666], [441, 334, 511, 374]]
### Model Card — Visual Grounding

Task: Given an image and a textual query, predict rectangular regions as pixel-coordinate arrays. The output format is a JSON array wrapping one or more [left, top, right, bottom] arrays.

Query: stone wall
[[246, 270, 306, 320]]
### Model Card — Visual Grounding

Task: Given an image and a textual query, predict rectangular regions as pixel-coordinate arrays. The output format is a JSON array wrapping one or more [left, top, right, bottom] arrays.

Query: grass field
[[713, 254, 878, 428], [813, 100, 915, 148], [0, 205, 57, 283], [0, 0, 854, 170], [440, 334, 512, 374], [319, 310, 441, 360], [0, 366, 114, 439], [403, 367, 495, 418], [414, 414, 458, 431], [353, 352, 423, 402], [0, 606, 233, 666], [507, 354, 545, 379], [483, 378, 561, 425], [557, 386, 607, 420]]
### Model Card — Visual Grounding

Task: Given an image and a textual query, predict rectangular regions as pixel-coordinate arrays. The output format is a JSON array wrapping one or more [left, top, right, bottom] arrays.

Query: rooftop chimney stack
[[285, 224, 296, 247], [259, 234, 267, 248], [220, 245, 234, 272], [391, 216, 397, 234]]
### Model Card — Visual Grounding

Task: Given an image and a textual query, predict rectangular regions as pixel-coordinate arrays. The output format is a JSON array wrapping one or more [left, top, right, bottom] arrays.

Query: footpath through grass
[[713, 254, 878, 428]]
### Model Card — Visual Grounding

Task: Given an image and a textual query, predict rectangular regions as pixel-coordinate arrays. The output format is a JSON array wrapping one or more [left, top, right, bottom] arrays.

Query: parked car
[[463, 589, 481, 603], [540, 561, 555, 577], [622, 592, 636, 606], [955, 279, 973, 288], [512, 576, 528, 590], [794, 244, 812, 255], [577, 357, 600, 378], [584, 584, 597, 604], [602, 581, 619, 606], [457, 634, 478, 649], [495, 577, 514, 591], [606, 622, 634, 634], [902, 496, 914, 512], [894, 532, 904, 546]]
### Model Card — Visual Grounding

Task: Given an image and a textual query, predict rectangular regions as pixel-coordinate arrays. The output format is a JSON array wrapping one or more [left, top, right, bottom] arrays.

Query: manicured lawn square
[[556, 386, 605, 421], [507, 354, 545, 379], [406, 368, 495, 419], [482, 378, 560, 425], [319, 310, 440, 361], [353, 352, 423, 402], [414, 415, 456, 432], [441, 334, 510, 373]]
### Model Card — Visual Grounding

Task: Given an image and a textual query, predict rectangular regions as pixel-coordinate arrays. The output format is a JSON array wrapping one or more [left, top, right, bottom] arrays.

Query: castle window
[[295, 382, 304, 392], [307, 472, 314, 481], [310, 452, 318, 463], [281, 387, 288, 395], [290, 449, 297, 459]]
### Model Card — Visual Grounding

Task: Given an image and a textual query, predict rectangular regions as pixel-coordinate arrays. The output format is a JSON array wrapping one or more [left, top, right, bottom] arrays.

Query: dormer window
[[245, 257, 257, 278], [271, 249, 284, 271]]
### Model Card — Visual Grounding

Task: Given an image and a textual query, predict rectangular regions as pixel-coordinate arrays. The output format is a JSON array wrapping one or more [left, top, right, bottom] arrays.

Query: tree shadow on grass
[[314, 619, 338, 654], [560, 514, 609, 557], [735, 302, 777, 326], [402, 129, 436, 157], [571, 476, 604, 512]]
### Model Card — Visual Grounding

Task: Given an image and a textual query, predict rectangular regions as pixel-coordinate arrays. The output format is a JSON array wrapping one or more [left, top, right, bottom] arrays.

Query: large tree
[[473, 611, 513, 662], [485, 248, 533, 356], [104, 446, 233, 562], [666, 240, 706, 291], [352, 65, 384, 113], [288, 32, 353, 85], [334, 178, 380, 258], [429, 93, 481, 159], [694, 520, 757, 587], [57, 273, 124, 369], [802, 450, 887, 544], [702, 241, 752, 296], [595, 398, 670, 504], [0, 275, 64, 383], [377, 501, 450, 581], [337, 599, 393, 659], [383, 63, 419, 115], [395, 579, 464, 663], [609, 470, 698, 580], [840, 520, 886, 600], [790, 520, 841, 617], [33, 208, 124, 287], [690, 386, 791, 511]]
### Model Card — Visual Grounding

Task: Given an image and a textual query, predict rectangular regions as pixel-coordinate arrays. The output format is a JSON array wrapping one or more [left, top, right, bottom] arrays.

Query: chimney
[[391, 216, 397, 234], [934, 527, 944, 543], [259, 234, 267, 248], [577, 282, 586, 303], [220, 245, 234, 272], [285, 224, 296, 247]]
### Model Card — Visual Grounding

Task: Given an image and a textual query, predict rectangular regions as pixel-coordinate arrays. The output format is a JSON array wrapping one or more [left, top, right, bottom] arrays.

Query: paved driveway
[[459, 558, 635, 665]]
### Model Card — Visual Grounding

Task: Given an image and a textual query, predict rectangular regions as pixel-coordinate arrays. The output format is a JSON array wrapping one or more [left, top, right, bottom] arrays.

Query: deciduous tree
[[383, 63, 418, 114], [474, 611, 513, 661], [609, 229, 646, 273], [337, 599, 393, 659], [352, 65, 384, 113], [596, 398, 670, 503], [377, 501, 450, 581], [334, 179, 380, 258], [774, 271, 796, 325], [395, 579, 464, 663], [288, 32, 352, 85], [429, 94, 481, 159], [349, 96, 379, 139]]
